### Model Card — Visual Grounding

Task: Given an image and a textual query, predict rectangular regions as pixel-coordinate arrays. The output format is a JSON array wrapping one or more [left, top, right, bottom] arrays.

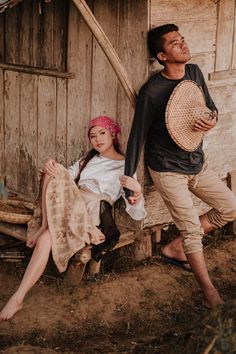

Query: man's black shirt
[[124, 64, 217, 182]]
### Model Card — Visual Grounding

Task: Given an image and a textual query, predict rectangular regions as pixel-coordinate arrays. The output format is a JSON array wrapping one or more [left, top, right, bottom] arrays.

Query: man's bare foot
[[161, 237, 191, 271], [202, 287, 224, 309], [120, 175, 141, 193], [27, 226, 47, 248], [0, 294, 23, 320], [161, 236, 187, 261]]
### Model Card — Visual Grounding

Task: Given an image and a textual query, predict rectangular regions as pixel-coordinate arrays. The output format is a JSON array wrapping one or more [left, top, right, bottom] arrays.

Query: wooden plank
[[115, 0, 148, 231], [4, 70, 20, 191], [90, 0, 118, 118], [19, 73, 38, 196], [72, 0, 136, 108], [113, 231, 135, 250], [208, 84, 236, 115], [0, 69, 4, 176], [0, 63, 74, 79], [0, 221, 27, 242], [144, 185, 172, 227], [227, 170, 236, 235], [0, 14, 4, 62], [67, 1, 93, 164], [117, 0, 148, 146], [209, 70, 236, 81], [215, 0, 235, 72], [56, 78, 67, 165], [19, 0, 33, 66], [208, 77, 236, 88], [41, 0, 53, 69], [32, 0, 42, 68], [4, 4, 21, 65], [38, 75, 57, 170], [52, 0, 68, 72], [151, 0, 216, 21], [204, 111, 236, 179], [231, 13, 236, 70]]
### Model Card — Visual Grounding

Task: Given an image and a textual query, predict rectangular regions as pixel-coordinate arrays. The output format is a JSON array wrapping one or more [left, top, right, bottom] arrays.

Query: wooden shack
[[0, 0, 236, 238]]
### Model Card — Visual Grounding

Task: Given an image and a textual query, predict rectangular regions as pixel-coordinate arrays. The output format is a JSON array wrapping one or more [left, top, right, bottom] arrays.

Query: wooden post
[[87, 259, 101, 276], [151, 226, 162, 243], [72, 0, 137, 108], [133, 233, 152, 261], [227, 170, 236, 234], [65, 247, 91, 285], [65, 263, 86, 286]]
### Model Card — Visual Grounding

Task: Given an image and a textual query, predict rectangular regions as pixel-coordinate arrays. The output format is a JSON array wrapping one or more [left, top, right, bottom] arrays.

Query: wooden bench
[[0, 222, 152, 284], [87, 227, 153, 275]]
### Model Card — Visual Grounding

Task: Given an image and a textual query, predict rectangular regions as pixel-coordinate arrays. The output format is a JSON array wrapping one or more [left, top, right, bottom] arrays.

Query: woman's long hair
[[74, 140, 123, 185]]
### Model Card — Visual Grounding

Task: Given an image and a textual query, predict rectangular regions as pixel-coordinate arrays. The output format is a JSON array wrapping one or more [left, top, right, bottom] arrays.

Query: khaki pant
[[149, 163, 236, 254]]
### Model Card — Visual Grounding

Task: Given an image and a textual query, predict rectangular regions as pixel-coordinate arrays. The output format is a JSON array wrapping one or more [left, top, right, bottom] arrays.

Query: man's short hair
[[147, 24, 179, 65]]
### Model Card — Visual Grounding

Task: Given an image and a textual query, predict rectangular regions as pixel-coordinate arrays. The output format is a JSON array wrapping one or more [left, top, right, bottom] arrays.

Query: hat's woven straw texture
[[0, 199, 33, 224], [165, 80, 212, 152]]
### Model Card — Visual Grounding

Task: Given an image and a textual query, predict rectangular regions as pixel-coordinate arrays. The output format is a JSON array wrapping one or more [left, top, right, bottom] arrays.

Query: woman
[[0, 116, 146, 321]]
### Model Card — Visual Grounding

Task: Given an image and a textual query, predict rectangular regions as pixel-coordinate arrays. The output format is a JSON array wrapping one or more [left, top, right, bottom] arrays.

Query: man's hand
[[44, 159, 57, 177], [194, 111, 217, 132]]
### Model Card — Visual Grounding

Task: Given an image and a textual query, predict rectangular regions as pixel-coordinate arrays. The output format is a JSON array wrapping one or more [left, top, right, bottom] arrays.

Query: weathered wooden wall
[[144, 0, 236, 227], [0, 0, 148, 208]]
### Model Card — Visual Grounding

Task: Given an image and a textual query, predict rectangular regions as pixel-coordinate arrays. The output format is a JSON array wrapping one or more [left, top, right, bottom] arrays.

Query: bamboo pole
[[72, 0, 137, 108]]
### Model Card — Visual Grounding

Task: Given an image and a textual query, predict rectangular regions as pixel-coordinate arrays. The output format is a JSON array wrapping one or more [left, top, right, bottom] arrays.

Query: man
[[124, 24, 236, 308]]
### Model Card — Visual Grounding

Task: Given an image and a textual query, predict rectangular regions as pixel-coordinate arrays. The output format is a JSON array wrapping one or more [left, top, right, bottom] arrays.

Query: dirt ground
[[0, 230, 235, 354]]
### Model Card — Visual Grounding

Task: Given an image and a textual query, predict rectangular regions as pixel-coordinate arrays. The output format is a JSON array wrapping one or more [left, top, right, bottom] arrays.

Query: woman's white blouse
[[67, 155, 146, 220]]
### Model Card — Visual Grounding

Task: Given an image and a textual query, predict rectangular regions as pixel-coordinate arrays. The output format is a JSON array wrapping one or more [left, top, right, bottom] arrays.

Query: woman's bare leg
[[27, 174, 50, 248], [0, 229, 52, 320]]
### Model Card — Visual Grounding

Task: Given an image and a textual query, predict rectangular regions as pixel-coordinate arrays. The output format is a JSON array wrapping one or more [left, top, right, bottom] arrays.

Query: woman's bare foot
[[202, 287, 224, 309], [120, 175, 141, 193], [26, 226, 47, 248], [0, 294, 23, 320]]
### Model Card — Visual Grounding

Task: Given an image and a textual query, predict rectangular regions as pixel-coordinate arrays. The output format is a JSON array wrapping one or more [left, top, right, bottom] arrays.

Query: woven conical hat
[[165, 80, 212, 152]]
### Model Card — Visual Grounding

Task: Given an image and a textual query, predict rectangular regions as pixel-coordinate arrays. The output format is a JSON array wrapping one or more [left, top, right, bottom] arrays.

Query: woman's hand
[[44, 159, 57, 177], [120, 175, 143, 205], [128, 191, 142, 205]]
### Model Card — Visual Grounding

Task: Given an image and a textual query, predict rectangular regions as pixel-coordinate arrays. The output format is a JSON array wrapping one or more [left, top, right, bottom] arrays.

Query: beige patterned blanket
[[27, 164, 104, 273]]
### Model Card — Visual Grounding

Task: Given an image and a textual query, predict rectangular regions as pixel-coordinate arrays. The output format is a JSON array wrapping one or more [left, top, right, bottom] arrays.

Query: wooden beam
[[209, 69, 236, 81], [0, 63, 75, 79], [0, 221, 27, 242], [72, 0, 137, 108]]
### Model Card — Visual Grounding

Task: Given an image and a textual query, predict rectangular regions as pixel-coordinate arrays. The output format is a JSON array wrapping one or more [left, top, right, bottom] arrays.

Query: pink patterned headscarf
[[88, 116, 121, 143]]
